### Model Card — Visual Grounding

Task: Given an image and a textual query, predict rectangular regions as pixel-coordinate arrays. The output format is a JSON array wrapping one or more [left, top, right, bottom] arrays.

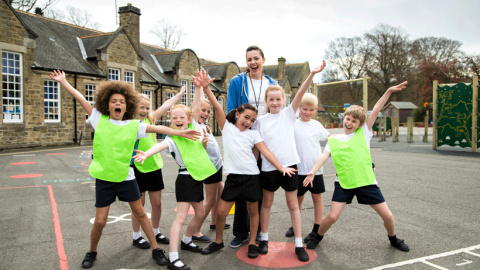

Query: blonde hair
[[138, 93, 155, 125], [199, 97, 212, 134], [264, 85, 285, 113], [300, 93, 318, 107], [344, 105, 367, 126], [170, 104, 192, 129]]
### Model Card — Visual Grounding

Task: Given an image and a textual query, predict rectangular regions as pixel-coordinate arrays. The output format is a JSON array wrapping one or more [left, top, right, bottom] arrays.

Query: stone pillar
[[278, 57, 286, 80], [118, 3, 141, 51]]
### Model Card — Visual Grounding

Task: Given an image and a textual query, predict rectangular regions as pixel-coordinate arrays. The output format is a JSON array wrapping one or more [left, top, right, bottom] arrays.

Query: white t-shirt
[[88, 108, 148, 181], [163, 136, 190, 175], [324, 123, 377, 185], [252, 105, 300, 172], [294, 119, 330, 175], [247, 78, 269, 116], [192, 119, 223, 170], [221, 120, 263, 175]]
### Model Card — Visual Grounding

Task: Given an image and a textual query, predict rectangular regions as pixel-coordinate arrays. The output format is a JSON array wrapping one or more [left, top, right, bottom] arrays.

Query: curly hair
[[94, 81, 139, 120]]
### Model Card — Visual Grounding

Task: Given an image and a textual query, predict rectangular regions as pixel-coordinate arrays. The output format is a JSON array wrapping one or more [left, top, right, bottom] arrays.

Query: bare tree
[[44, 7, 64, 20], [150, 19, 186, 50], [411, 37, 464, 64], [65, 6, 101, 30], [8, 0, 57, 12]]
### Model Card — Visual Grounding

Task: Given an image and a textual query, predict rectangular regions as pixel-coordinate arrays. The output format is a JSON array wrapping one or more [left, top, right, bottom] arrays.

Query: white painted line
[[422, 261, 449, 270], [13, 154, 36, 157], [456, 259, 472, 266], [367, 244, 480, 270]]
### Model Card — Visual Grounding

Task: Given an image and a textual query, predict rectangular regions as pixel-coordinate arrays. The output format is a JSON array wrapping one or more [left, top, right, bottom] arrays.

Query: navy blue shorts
[[331, 182, 385, 205], [297, 175, 325, 197], [221, 174, 262, 202], [203, 166, 223, 185], [175, 174, 204, 202], [133, 166, 165, 193], [260, 165, 298, 192], [95, 179, 141, 208]]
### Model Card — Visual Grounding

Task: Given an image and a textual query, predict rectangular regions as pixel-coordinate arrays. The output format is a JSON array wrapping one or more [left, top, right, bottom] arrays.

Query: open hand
[[198, 69, 215, 88], [387, 81, 408, 93], [182, 129, 201, 140], [132, 150, 147, 165], [281, 167, 298, 177], [201, 128, 209, 147], [311, 60, 327, 74], [49, 70, 66, 83], [191, 70, 203, 88], [303, 172, 315, 187]]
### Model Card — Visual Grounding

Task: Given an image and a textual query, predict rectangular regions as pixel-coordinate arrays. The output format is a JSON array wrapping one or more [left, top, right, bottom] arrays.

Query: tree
[[150, 19, 186, 50], [411, 37, 464, 64], [65, 6, 101, 30], [8, 0, 57, 12], [464, 54, 480, 77], [44, 7, 64, 20]]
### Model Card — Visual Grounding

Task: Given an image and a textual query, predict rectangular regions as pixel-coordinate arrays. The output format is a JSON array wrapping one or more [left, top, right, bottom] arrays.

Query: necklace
[[249, 74, 263, 109]]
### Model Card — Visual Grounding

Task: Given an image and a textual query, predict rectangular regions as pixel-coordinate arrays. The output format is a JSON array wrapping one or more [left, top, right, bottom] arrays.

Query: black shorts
[[260, 165, 298, 192], [133, 166, 165, 193], [95, 179, 141, 208], [297, 175, 325, 197], [221, 174, 262, 202], [331, 182, 385, 205], [203, 167, 223, 185], [175, 174, 204, 202]]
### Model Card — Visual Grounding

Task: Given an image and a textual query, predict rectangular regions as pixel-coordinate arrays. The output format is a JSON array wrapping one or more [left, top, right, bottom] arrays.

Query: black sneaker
[[210, 224, 231, 230], [390, 238, 410, 252], [201, 242, 225, 255], [295, 247, 309, 262], [258, 240, 268, 254], [285, 227, 294, 237], [303, 232, 317, 243], [248, 244, 259, 259], [81, 251, 97, 269], [156, 233, 170, 244], [306, 234, 323, 249], [152, 248, 168, 266], [181, 241, 202, 253], [132, 236, 151, 249], [168, 258, 191, 270]]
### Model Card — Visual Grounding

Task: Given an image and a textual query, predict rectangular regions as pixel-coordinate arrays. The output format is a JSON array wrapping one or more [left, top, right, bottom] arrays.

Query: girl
[[130, 87, 186, 249], [252, 61, 326, 262], [133, 104, 215, 270], [49, 70, 200, 269], [194, 70, 296, 259]]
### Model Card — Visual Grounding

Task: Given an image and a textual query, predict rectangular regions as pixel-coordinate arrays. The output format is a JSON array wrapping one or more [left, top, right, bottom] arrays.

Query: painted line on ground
[[13, 154, 36, 157], [46, 153, 66, 156], [10, 162, 37, 165], [0, 145, 92, 156], [10, 174, 43, 178]]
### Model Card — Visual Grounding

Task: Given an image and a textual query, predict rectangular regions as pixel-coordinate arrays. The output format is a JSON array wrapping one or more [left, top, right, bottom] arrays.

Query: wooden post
[[472, 76, 478, 152], [378, 117, 383, 141], [363, 75, 368, 112], [382, 117, 387, 141], [393, 118, 399, 142], [423, 110, 429, 142], [407, 117, 413, 143], [433, 80, 438, 150]]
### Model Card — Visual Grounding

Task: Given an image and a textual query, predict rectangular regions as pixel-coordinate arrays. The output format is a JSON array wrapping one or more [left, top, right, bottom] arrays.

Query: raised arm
[[133, 141, 169, 165], [191, 70, 204, 122], [291, 60, 326, 113], [50, 70, 93, 116], [366, 81, 408, 130], [198, 70, 226, 130], [145, 125, 201, 140], [255, 142, 297, 177], [151, 86, 186, 121]]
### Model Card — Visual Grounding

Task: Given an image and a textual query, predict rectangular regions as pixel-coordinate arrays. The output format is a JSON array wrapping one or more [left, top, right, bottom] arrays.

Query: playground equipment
[[433, 76, 479, 152], [316, 75, 370, 112]]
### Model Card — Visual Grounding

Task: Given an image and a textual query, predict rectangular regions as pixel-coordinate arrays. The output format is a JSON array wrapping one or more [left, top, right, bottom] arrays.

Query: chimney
[[278, 57, 286, 80], [118, 3, 141, 51]]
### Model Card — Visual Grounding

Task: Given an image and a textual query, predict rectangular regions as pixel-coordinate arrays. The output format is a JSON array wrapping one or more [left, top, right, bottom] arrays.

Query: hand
[[179, 85, 186, 95], [303, 172, 315, 187], [387, 81, 408, 93], [181, 129, 201, 140], [201, 128, 209, 147], [49, 70, 66, 83], [280, 167, 297, 177], [190, 70, 202, 88], [132, 150, 147, 165], [198, 69, 215, 88], [311, 60, 326, 74]]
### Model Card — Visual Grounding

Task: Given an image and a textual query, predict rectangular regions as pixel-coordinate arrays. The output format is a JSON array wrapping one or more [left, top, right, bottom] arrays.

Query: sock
[[169, 252, 184, 267], [182, 235, 196, 247], [295, 237, 303, 248], [153, 228, 159, 236], [260, 232, 268, 241], [133, 231, 142, 240], [388, 234, 397, 244], [312, 223, 320, 234]]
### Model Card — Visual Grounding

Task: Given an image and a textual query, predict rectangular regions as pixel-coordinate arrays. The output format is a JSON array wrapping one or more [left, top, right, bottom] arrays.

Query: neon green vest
[[89, 115, 140, 182], [328, 127, 375, 189], [170, 123, 217, 181], [134, 118, 163, 173]]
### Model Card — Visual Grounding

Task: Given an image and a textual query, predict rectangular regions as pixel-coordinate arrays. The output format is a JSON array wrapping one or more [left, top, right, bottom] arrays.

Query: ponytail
[[226, 103, 257, 124]]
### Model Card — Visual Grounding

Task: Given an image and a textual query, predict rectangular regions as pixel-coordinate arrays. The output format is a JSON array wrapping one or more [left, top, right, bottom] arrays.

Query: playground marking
[[0, 145, 91, 156], [456, 259, 472, 266], [10, 174, 43, 178], [13, 154, 36, 157], [46, 153, 66, 156], [89, 213, 151, 224], [367, 244, 480, 270], [10, 162, 37, 165]]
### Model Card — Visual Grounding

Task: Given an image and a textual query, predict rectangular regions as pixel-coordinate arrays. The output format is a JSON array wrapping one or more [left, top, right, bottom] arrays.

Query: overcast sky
[[52, 0, 480, 83]]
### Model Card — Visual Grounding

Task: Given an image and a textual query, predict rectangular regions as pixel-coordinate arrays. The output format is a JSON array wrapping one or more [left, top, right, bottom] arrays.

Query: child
[[195, 70, 295, 259], [49, 71, 200, 269], [133, 104, 215, 270], [130, 87, 186, 249], [252, 61, 326, 262], [304, 82, 410, 252], [284, 93, 330, 244]]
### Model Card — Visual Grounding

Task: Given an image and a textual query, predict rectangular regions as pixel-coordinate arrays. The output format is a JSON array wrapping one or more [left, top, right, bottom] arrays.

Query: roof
[[3, 1, 37, 38], [261, 63, 307, 87], [383, 102, 418, 110], [140, 44, 177, 86]]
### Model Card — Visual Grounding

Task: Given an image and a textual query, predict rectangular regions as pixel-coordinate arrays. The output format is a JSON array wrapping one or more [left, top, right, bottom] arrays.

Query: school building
[[0, 1, 317, 150]]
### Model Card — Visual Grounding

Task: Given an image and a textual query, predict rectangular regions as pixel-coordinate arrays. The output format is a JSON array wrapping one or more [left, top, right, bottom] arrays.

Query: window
[[166, 92, 174, 100], [44, 80, 60, 122], [108, 68, 120, 81], [181, 80, 187, 106], [143, 90, 153, 109], [190, 81, 195, 105], [85, 84, 96, 120], [2, 51, 22, 122], [124, 70, 134, 86], [218, 97, 224, 110]]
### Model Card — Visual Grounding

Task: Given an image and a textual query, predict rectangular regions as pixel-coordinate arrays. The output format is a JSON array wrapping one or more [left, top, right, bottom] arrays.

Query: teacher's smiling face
[[246, 50, 266, 79]]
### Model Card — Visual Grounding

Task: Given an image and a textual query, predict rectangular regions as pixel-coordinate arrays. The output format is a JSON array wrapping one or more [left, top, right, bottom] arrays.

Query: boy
[[303, 81, 409, 252]]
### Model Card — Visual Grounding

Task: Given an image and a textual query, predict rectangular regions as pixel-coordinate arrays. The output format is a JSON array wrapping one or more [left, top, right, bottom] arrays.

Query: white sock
[[260, 232, 269, 241], [182, 235, 196, 247], [295, 237, 303, 248], [169, 252, 184, 267], [133, 231, 142, 240], [153, 228, 159, 236]]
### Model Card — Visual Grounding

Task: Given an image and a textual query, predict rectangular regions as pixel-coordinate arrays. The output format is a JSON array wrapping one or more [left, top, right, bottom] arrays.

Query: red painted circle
[[46, 153, 66, 155], [236, 242, 316, 268], [10, 162, 37, 165], [81, 161, 91, 167], [174, 205, 196, 215], [9, 174, 43, 178]]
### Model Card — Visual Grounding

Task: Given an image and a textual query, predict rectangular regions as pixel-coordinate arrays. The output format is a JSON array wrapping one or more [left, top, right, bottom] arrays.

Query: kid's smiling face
[[108, 93, 127, 120], [299, 104, 317, 122], [170, 107, 190, 130], [137, 98, 150, 121], [343, 114, 361, 135], [198, 103, 211, 124], [235, 109, 257, 132], [246, 50, 265, 78], [265, 90, 284, 114]]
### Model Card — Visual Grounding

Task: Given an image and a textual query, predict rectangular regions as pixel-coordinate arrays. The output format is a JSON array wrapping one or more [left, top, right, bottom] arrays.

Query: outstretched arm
[[304, 150, 330, 187], [145, 125, 201, 140], [366, 81, 408, 130], [132, 141, 169, 165], [199, 70, 226, 130], [255, 142, 297, 177], [191, 70, 204, 122], [291, 60, 326, 113], [151, 86, 186, 121], [50, 70, 93, 116]]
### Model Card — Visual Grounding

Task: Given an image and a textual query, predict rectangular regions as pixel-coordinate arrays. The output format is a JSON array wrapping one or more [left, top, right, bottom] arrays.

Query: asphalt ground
[[1, 127, 479, 270]]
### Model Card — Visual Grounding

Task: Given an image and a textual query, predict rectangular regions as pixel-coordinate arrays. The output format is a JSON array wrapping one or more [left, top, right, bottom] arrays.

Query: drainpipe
[[214, 92, 221, 136], [73, 74, 78, 144]]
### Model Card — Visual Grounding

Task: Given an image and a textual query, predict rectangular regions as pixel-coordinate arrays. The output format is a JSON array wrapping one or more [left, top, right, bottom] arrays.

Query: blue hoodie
[[226, 72, 277, 113]]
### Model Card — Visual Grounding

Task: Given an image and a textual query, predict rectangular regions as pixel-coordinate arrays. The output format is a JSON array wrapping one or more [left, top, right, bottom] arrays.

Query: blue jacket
[[226, 72, 277, 113]]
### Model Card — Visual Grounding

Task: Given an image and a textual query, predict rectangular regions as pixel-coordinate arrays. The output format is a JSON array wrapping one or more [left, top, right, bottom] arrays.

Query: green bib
[[328, 127, 375, 189], [170, 123, 217, 181], [134, 118, 163, 173], [89, 115, 139, 182]]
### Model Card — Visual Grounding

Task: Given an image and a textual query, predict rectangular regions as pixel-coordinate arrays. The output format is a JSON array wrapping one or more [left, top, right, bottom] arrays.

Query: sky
[[50, 0, 480, 83]]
